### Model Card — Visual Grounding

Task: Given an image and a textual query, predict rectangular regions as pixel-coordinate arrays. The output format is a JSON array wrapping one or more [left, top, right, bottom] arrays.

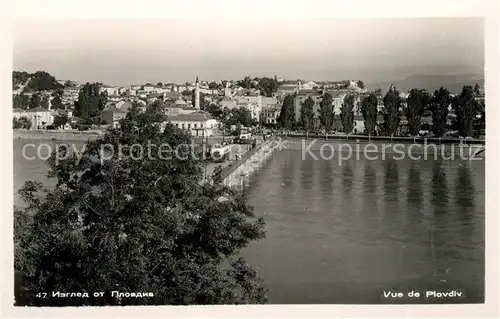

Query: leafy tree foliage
[[361, 93, 378, 137], [13, 116, 32, 129], [318, 93, 335, 132], [257, 77, 278, 97], [221, 107, 254, 129], [381, 85, 402, 137], [29, 93, 42, 109], [51, 94, 64, 110], [340, 94, 355, 134], [405, 89, 431, 136], [238, 77, 252, 89], [204, 103, 223, 118], [15, 106, 267, 306], [64, 80, 78, 88], [41, 96, 50, 109], [300, 97, 315, 134], [13, 71, 31, 87], [208, 82, 219, 90], [453, 85, 476, 137], [356, 80, 365, 89], [236, 77, 278, 97], [53, 114, 69, 129], [22, 71, 64, 92], [429, 87, 451, 138], [277, 95, 296, 130], [74, 83, 108, 119], [13, 94, 30, 110]]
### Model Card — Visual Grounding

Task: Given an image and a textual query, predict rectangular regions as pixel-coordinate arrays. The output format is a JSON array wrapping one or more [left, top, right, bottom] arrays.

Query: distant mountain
[[366, 73, 484, 94]]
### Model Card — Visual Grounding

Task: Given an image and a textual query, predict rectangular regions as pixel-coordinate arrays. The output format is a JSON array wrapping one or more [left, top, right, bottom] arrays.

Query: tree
[[405, 89, 431, 137], [340, 94, 355, 134], [13, 93, 30, 110], [220, 108, 253, 129], [257, 77, 278, 97], [300, 97, 315, 136], [233, 108, 253, 128], [51, 94, 64, 110], [157, 82, 163, 87], [24, 71, 63, 91], [29, 93, 42, 109], [13, 116, 32, 129], [429, 87, 451, 138], [14, 106, 267, 306], [205, 103, 222, 118], [74, 83, 108, 119], [64, 80, 76, 88], [361, 93, 378, 138], [13, 71, 31, 87], [381, 85, 402, 137], [356, 80, 365, 89], [41, 96, 50, 109], [318, 93, 335, 132], [208, 82, 218, 90], [277, 95, 295, 130], [453, 85, 476, 138], [238, 76, 252, 90], [53, 114, 69, 129]]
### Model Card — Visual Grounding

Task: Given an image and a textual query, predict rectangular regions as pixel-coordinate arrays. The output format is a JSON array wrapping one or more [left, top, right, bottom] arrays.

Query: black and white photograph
[[2, 0, 498, 317]]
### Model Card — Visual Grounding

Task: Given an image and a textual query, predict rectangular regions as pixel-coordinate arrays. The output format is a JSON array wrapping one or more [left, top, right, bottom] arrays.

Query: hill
[[13, 70, 63, 92]]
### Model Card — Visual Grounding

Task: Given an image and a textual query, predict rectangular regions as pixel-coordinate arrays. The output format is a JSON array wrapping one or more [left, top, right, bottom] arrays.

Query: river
[[13, 139, 485, 304]]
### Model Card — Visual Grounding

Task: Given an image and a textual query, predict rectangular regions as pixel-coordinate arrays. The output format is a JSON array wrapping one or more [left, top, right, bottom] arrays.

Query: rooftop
[[169, 111, 213, 122]]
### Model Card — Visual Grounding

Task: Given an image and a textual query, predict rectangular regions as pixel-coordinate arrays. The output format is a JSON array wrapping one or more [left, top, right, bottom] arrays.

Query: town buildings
[[261, 105, 281, 125]]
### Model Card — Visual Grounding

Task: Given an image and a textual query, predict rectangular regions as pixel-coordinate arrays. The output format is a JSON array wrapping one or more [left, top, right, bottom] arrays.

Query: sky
[[13, 17, 484, 86]]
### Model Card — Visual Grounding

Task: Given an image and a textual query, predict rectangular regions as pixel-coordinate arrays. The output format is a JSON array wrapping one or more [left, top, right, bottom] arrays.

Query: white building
[[24, 107, 54, 129], [143, 84, 155, 92], [101, 86, 119, 96], [168, 112, 218, 137], [261, 105, 281, 125], [13, 108, 27, 119]]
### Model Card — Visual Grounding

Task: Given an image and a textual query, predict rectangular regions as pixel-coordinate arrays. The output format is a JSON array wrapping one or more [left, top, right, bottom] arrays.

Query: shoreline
[[13, 130, 103, 141], [281, 134, 485, 145]]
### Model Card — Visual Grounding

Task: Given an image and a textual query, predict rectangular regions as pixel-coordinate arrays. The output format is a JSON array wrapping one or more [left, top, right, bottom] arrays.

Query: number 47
[[36, 292, 47, 298]]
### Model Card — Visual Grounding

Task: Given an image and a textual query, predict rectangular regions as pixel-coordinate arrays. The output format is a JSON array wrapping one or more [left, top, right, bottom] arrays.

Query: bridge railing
[[219, 137, 276, 182]]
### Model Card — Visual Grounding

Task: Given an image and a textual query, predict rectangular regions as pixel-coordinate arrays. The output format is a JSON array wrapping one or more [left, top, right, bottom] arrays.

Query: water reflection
[[407, 161, 423, 210], [456, 163, 475, 214], [342, 161, 353, 193]]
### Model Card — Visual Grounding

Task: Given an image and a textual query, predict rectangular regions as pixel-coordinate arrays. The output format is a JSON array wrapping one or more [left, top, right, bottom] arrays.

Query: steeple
[[195, 75, 200, 109]]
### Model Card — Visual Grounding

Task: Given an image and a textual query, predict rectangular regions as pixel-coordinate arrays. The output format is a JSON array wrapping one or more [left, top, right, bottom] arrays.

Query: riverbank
[[13, 129, 103, 141], [282, 133, 485, 145]]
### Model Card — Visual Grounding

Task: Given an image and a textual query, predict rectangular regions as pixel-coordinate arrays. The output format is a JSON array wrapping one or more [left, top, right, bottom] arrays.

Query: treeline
[[236, 76, 278, 97], [278, 84, 485, 138], [13, 89, 66, 110]]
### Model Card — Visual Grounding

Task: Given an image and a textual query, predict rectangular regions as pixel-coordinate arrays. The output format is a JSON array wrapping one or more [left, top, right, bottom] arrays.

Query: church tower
[[195, 76, 200, 109]]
